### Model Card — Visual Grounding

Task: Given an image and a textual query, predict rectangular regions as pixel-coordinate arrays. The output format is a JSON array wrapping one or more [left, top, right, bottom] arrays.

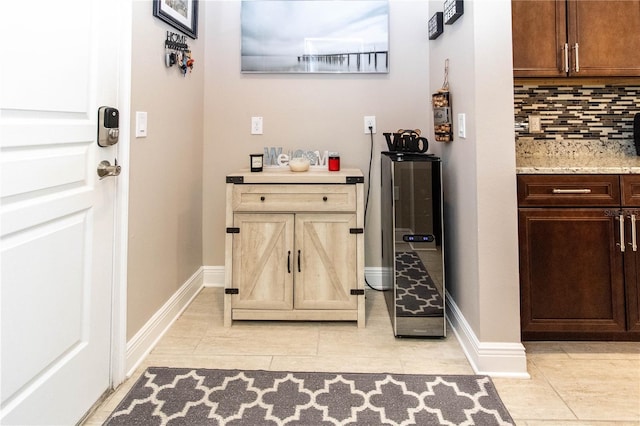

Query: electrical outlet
[[364, 116, 376, 134], [251, 116, 263, 135], [529, 115, 542, 133]]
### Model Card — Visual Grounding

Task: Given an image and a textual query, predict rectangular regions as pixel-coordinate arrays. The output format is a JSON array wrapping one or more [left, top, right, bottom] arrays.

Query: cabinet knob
[[260, 196, 265, 202], [323, 196, 328, 202]]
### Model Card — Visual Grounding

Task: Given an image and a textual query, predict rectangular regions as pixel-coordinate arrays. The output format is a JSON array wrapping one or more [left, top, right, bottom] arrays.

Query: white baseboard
[[365, 266, 388, 290], [446, 291, 529, 378], [203, 265, 225, 287], [125, 267, 204, 376]]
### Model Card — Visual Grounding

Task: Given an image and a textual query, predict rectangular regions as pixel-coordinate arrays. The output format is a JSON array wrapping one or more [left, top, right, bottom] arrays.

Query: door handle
[[97, 159, 121, 179], [552, 188, 591, 194], [619, 214, 625, 253]]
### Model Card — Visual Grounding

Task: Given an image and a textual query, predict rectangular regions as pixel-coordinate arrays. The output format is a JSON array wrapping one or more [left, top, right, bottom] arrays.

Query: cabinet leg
[[224, 294, 232, 327], [357, 296, 366, 328]]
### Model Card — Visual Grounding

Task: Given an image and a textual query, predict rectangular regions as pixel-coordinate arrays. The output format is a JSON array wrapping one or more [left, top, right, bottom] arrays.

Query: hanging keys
[[163, 38, 194, 76]]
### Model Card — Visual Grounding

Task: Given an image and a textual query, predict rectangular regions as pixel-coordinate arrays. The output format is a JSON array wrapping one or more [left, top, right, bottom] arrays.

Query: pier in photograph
[[298, 50, 389, 71]]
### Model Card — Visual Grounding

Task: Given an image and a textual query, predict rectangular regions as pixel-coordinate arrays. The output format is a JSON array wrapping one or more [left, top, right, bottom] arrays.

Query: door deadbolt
[[97, 159, 121, 179], [97, 106, 119, 147]]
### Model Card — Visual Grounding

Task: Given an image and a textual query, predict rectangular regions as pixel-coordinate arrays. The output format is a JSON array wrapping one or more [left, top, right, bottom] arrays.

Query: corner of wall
[[446, 292, 529, 378], [125, 268, 204, 375]]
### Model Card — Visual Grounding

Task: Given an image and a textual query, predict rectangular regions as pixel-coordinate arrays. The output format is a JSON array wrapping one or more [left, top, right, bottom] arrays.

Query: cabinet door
[[232, 213, 294, 310], [294, 214, 358, 310], [519, 208, 626, 339], [622, 176, 640, 331], [512, 0, 567, 77], [568, 0, 640, 77], [624, 210, 640, 332]]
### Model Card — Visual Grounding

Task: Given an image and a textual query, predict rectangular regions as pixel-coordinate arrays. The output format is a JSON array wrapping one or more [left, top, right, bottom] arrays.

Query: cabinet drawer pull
[[632, 214, 637, 252], [323, 196, 328, 202], [287, 250, 291, 273], [552, 188, 592, 194], [563, 43, 569, 73], [260, 196, 265, 202], [574, 43, 579, 73], [297, 250, 301, 272], [619, 214, 626, 253]]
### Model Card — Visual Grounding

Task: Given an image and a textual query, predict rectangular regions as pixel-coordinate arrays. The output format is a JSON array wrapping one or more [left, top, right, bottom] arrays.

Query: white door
[[0, 0, 125, 424]]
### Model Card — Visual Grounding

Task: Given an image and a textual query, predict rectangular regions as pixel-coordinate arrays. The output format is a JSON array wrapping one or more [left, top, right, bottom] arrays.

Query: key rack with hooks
[[164, 31, 194, 76]]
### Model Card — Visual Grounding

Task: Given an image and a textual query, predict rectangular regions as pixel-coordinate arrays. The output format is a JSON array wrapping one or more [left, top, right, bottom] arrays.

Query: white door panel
[[1, 213, 88, 400], [0, 0, 123, 423], [1, 143, 90, 197], [1, 2, 93, 113]]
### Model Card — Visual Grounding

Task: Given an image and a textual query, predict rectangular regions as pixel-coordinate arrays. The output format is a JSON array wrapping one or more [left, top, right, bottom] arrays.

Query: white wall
[[127, 1, 205, 339], [429, 0, 525, 375], [202, 0, 432, 270]]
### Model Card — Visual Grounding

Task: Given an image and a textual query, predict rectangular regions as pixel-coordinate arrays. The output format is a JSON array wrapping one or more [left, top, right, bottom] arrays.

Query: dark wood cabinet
[[512, 0, 640, 77], [518, 174, 640, 340], [512, 0, 567, 77], [622, 175, 640, 332]]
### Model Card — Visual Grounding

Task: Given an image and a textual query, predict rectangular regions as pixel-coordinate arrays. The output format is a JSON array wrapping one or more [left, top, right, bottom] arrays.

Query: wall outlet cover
[[529, 115, 542, 133], [364, 116, 376, 134], [251, 116, 263, 135]]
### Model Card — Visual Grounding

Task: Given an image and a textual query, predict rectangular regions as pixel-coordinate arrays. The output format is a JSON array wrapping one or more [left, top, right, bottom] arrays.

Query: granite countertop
[[516, 155, 640, 174]]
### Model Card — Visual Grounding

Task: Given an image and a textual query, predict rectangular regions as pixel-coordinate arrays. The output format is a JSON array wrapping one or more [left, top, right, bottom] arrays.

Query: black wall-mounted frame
[[428, 12, 444, 40], [443, 0, 463, 25], [153, 0, 199, 39]]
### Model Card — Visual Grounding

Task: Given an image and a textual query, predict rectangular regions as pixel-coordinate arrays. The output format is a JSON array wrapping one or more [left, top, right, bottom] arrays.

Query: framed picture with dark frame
[[153, 0, 199, 39], [241, 0, 389, 73]]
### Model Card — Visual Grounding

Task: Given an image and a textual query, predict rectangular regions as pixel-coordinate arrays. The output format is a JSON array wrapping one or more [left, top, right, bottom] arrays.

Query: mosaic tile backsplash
[[514, 85, 640, 157]]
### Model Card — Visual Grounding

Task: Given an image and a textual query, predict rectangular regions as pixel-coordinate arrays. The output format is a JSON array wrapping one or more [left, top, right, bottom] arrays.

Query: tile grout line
[[529, 352, 580, 422]]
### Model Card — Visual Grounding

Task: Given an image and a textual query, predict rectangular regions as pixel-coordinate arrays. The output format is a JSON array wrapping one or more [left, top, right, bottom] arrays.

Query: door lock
[[97, 106, 119, 146], [97, 159, 121, 179]]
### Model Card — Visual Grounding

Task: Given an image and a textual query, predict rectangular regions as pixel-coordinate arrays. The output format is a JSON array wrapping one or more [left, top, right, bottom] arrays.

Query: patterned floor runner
[[104, 367, 514, 425]]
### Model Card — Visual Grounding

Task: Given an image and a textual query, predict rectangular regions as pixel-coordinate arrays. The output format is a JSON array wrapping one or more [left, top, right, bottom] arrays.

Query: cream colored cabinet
[[231, 213, 294, 311], [224, 168, 365, 327]]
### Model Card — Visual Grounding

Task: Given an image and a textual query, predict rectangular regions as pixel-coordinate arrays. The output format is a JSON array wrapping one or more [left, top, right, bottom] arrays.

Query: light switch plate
[[136, 111, 147, 138], [457, 113, 466, 138]]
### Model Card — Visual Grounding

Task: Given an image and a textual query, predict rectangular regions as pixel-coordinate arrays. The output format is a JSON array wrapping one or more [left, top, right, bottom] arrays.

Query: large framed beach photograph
[[241, 0, 389, 73], [153, 0, 199, 39]]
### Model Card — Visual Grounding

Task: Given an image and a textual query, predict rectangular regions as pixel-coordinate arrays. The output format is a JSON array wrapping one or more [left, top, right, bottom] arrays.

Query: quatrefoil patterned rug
[[104, 367, 514, 425]]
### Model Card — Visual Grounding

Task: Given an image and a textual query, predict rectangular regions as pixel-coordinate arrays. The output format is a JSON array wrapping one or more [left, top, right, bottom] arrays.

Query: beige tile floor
[[84, 287, 640, 425]]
